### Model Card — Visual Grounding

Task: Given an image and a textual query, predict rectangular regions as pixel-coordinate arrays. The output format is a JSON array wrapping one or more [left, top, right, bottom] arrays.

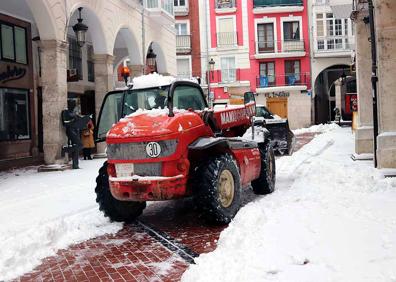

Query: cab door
[[95, 91, 125, 142]]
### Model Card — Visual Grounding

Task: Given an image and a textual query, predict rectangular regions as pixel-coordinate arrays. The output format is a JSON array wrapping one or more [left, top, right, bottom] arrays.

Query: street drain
[[136, 220, 198, 264]]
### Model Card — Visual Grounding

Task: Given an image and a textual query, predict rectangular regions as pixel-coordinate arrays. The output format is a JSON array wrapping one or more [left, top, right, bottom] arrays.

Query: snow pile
[[132, 73, 175, 89], [293, 123, 339, 135], [182, 127, 396, 282], [0, 160, 122, 281]]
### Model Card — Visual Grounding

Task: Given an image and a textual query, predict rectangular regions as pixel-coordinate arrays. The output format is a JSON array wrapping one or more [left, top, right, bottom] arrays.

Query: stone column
[[94, 54, 114, 153], [40, 40, 68, 164], [354, 14, 374, 155], [374, 0, 396, 168]]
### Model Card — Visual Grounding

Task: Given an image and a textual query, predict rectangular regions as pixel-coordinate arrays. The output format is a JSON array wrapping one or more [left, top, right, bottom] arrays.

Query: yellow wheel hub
[[218, 169, 235, 208]]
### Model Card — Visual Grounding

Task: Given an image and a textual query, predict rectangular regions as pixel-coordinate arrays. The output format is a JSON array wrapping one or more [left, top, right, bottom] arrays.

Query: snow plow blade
[[261, 120, 295, 155]]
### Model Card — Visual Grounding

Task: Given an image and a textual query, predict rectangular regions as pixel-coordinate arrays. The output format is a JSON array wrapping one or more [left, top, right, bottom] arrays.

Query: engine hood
[[106, 109, 204, 142]]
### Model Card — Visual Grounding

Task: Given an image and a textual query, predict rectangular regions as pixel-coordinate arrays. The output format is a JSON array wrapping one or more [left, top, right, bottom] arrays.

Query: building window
[[68, 37, 83, 80], [0, 88, 30, 141], [217, 17, 236, 47], [316, 13, 351, 51], [174, 0, 186, 6], [87, 45, 95, 82], [259, 62, 275, 87], [285, 60, 300, 85], [0, 23, 27, 64], [175, 23, 188, 35], [257, 23, 274, 53], [316, 14, 324, 37], [283, 21, 300, 41], [176, 58, 191, 78], [220, 57, 236, 83]]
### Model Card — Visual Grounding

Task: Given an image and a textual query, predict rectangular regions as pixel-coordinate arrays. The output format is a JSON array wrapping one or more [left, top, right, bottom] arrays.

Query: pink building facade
[[200, 0, 312, 128], [201, 0, 252, 103], [247, 0, 312, 128]]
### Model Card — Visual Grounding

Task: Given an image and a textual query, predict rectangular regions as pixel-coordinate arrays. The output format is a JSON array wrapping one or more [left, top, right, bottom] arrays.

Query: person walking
[[81, 119, 95, 160]]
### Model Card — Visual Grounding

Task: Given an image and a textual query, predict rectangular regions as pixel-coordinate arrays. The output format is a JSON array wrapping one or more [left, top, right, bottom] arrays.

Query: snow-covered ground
[[0, 159, 122, 281], [1, 125, 396, 281], [183, 126, 396, 282]]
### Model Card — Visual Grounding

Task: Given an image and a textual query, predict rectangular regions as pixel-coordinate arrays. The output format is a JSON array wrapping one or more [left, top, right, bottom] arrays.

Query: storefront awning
[[330, 3, 353, 19]]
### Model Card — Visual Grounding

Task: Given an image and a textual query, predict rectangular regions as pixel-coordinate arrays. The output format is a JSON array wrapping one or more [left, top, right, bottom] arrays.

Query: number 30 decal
[[146, 142, 161, 158]]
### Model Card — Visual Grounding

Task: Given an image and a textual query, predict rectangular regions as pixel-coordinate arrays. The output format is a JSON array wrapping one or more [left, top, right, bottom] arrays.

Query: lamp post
[[208, 58, 215, 107], [146, 47, 157, 73], [72, 7, 88, 48]]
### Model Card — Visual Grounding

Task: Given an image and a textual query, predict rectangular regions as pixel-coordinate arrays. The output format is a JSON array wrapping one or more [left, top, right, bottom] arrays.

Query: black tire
[[251, 142, 276, 194], [194, 154, 241, 224], [95, 162, 146, 223]]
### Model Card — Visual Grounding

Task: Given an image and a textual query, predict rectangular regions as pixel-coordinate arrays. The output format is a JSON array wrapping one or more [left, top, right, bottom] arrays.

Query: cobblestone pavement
[[16, 133, 318, 282]]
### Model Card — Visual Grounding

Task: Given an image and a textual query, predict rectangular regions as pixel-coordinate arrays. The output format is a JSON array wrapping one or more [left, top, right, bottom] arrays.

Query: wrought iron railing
[[256, 72, 310, 88], [176, 35, 191, 52], [255, 40, 305, 53], [217, 32, 238, 47], [253, 0, 303, 7], [216, 0, 236, 9]]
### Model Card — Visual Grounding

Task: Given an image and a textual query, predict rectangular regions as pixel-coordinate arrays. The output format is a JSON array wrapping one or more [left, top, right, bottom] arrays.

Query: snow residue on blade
[[293, 123, 339, 135], [132, 73, 175, 89], [182, 127, 396, 282], [0, 159, 122, 281], [241, 126, 269, 142]]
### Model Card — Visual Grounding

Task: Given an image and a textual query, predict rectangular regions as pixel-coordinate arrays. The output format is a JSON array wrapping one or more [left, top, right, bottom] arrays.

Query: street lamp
[[72, 7, 88, 48], [146, 47, 157, 70], [209, 58, 215, 79]]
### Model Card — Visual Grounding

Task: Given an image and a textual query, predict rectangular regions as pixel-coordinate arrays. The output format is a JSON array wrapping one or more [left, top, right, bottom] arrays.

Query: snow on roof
[[132, 73, 176, 90]]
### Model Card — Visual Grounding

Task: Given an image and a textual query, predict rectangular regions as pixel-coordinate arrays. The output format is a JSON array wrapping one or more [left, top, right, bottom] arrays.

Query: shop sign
[[0, 65, 26, 83], [264, 91, 290, 98]]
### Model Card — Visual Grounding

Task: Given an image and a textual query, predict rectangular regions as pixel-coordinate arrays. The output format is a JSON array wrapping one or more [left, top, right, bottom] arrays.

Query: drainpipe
[[368, 0, 378, 167], [141, 5, 145, 75], [204, 0, 212, 107]]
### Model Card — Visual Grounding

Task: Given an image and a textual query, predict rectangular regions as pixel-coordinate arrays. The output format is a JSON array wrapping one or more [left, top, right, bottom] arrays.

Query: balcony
[[143, 0, 174, 24], [253, 0, 303, 13], [176, 35, 191, 53], [217, 32, 238, 48], [208, 69, 241, 84], [256, 73, 310, 91], [254, 0, 303, 7], [174, 1, 189, 16], [176, 71, 192, 79], [254, 40, 306, 58], [215, 0, 237, 13]]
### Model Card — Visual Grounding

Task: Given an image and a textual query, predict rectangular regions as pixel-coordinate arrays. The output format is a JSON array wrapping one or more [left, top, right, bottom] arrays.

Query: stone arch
[[26, 0, 59, 39], [112, 25, 142, 65], [314, 64, 351, 124], [147, 42, 167, 74], [66, 3, 109, 54]]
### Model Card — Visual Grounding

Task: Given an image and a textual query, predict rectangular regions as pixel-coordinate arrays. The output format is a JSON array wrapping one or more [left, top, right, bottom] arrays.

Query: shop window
[[68, 37, 83, 80], [0, 23, 27, 64], [0, 88, 30, 141], [87, 45, 95, 82]]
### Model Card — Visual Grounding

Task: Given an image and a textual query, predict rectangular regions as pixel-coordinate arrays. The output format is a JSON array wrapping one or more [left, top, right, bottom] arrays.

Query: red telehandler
[[94, 75, 275, 224]]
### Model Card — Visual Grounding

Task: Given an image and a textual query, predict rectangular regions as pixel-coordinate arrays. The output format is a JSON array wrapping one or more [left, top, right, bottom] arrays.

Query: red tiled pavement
[[15, 133, 318, 281]]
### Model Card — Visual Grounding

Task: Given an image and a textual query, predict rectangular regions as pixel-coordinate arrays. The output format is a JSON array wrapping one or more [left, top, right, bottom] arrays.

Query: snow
[[242, 126, 269, 142], [182, 126, 396, 282], [292, 123, 339, 135], [378, 131, 396, 138], [132, 73, 175, 89], [0, 159, 122, 281]]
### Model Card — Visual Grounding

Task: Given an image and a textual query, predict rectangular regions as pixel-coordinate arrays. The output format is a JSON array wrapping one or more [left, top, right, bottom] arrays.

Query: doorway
[[267, 97, 288, 118]]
